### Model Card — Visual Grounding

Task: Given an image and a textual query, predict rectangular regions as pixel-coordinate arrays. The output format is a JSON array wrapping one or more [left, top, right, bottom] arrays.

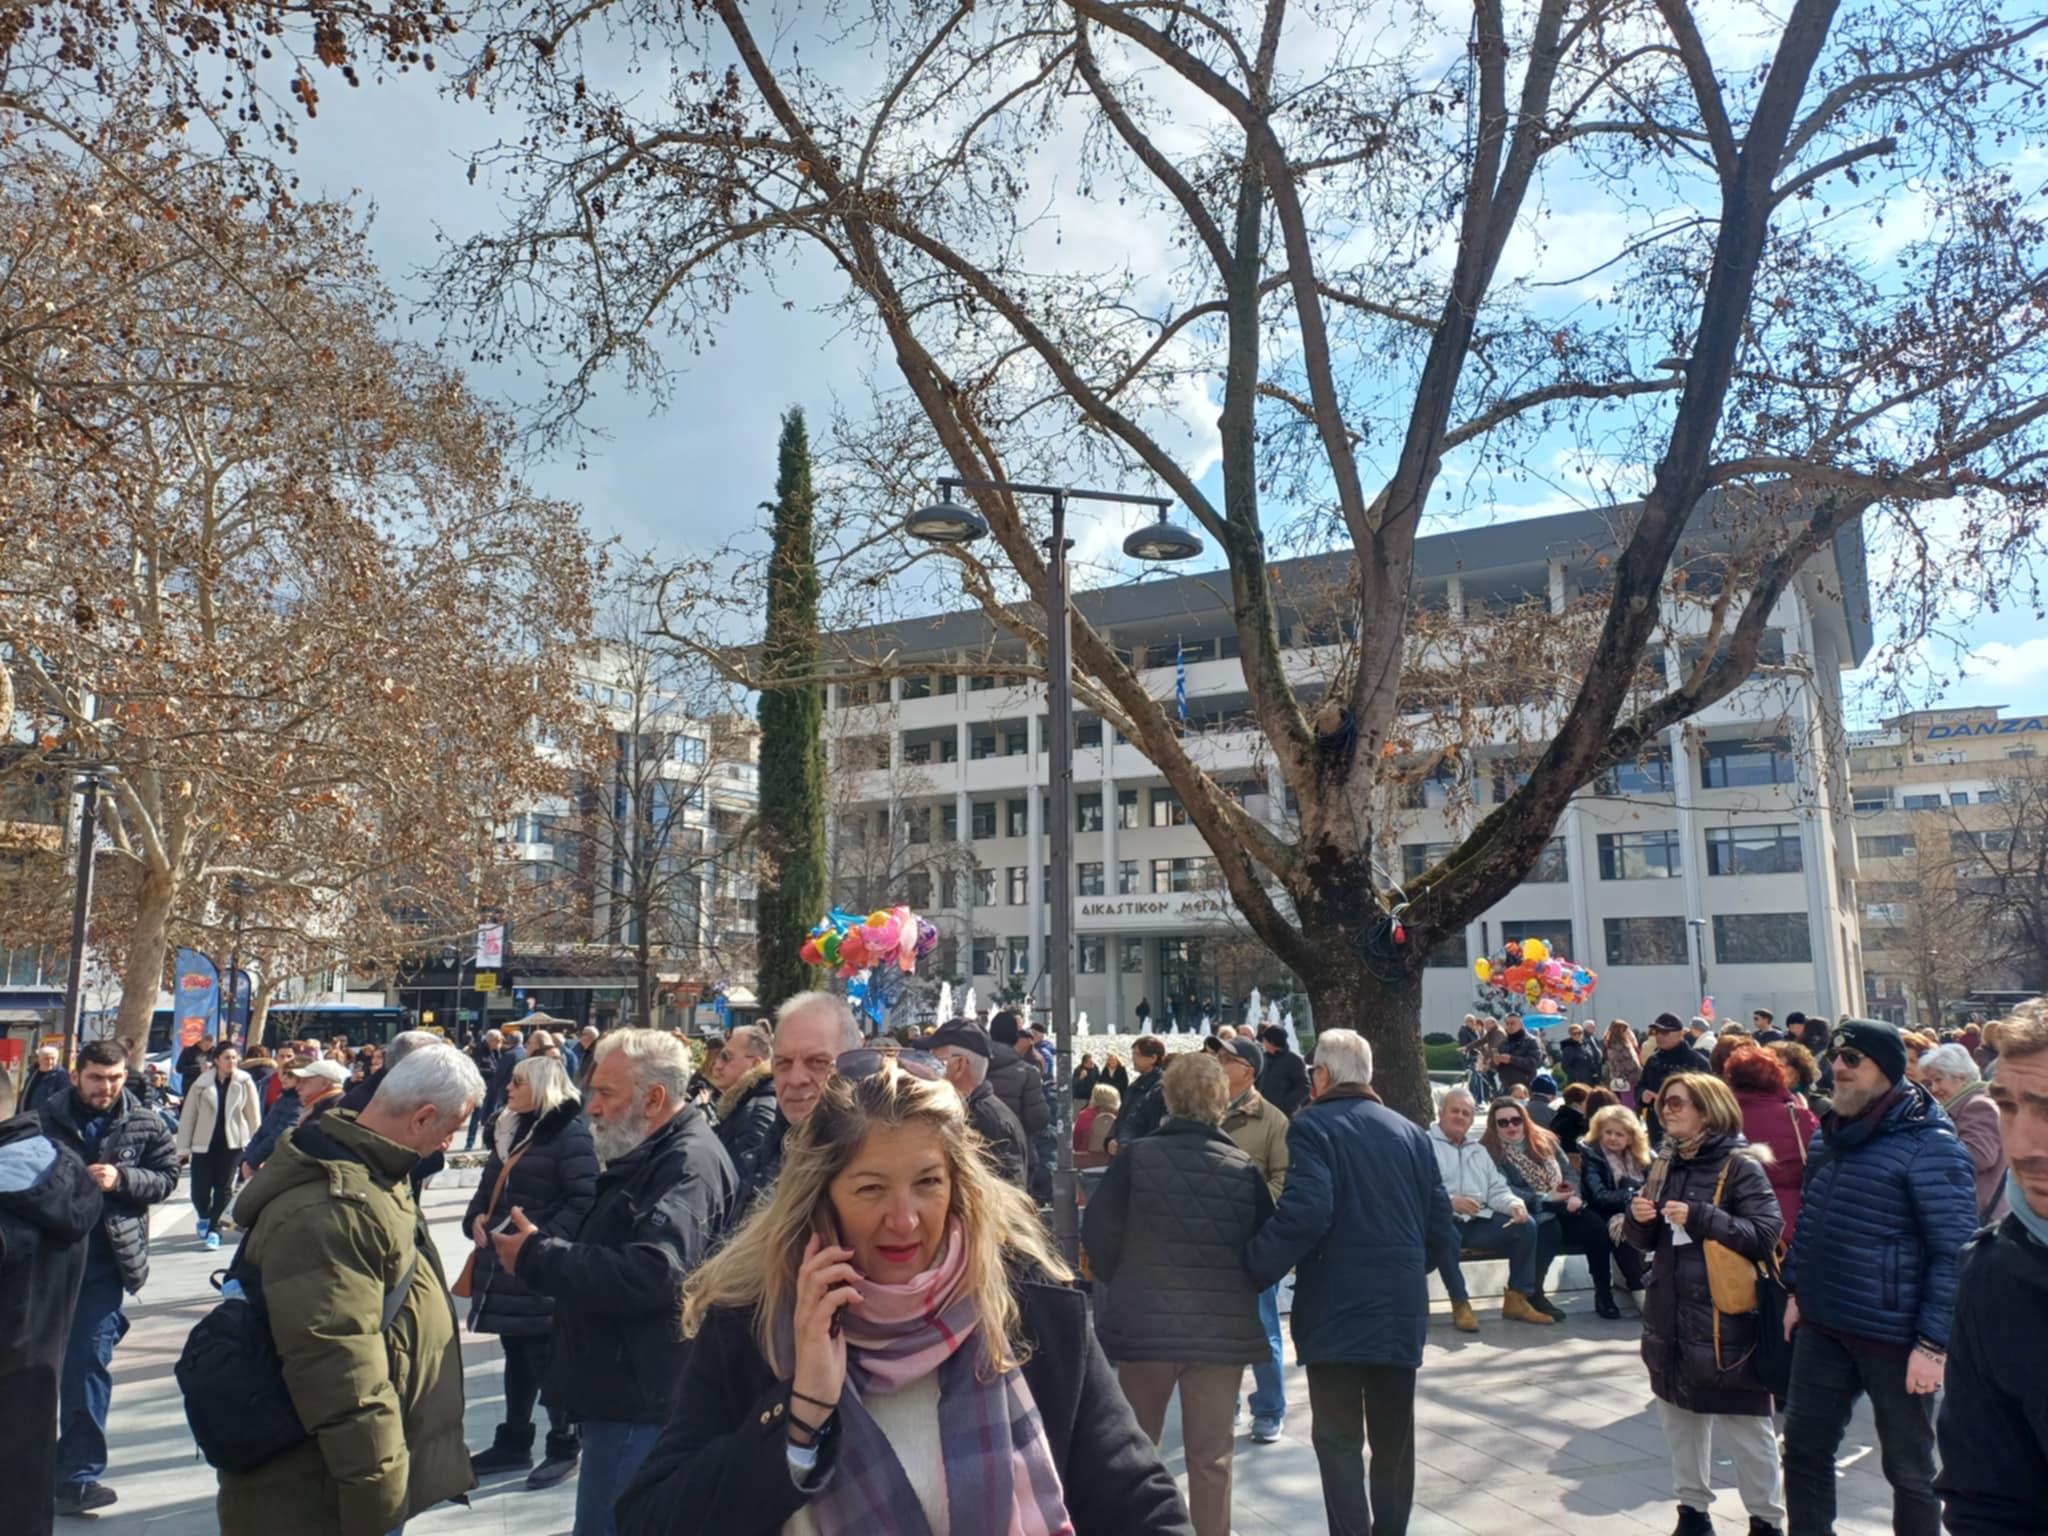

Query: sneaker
[[527, 1453, 579, 1489], [204, 1230, 221, 1251], [1250, 1415, 1284, 1444], [55, 1482, 118, 1516], [195, 1218, 210, 1239], [1450, 1300, 1480, 1333]]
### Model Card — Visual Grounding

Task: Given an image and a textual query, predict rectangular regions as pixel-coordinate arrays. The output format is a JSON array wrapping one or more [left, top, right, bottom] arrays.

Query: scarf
[[2008, 1171, 2048, 1248], [1596, 1142, 1646, 1185], [1501, 1139, 1564, 1196], [1659, 1130, 1710, 1163], [798, 1222, 1071, 1536]]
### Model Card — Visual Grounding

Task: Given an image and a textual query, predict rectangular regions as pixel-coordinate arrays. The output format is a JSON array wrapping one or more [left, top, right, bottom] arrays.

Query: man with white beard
[[489, 1028, 735, 1536]]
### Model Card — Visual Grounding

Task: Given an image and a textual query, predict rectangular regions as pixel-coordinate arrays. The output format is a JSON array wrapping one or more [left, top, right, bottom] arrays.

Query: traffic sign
[[475, 971, 498, 993]]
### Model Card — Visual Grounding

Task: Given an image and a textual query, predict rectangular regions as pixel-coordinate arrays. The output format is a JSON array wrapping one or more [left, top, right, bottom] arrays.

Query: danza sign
[[1925, 714, 2048, 741]]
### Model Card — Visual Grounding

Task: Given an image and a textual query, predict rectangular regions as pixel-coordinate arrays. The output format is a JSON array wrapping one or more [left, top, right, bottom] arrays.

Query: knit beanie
[[1831, 1018, 1908, 1084]]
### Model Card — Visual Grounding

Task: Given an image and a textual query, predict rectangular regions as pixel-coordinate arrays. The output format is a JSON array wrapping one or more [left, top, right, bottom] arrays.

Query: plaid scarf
[[799, 1222, 1072, 1536]]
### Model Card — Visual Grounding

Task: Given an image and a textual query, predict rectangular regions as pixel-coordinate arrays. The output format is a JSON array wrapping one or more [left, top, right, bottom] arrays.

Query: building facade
[[1848, 704, 2047, 1024], [825, 502, 1871, 1035]]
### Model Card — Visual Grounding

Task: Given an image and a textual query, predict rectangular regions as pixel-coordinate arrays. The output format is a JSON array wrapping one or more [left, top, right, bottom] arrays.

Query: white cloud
[[1958, 637, 2048, 702]]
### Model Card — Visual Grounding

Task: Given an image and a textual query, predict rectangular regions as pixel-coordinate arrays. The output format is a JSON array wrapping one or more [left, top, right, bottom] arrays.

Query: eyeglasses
[[1829, 1047, 1866, 1069], [1660, 1097, 1693, 1113], [836, 1048, 944, 1083], [1493, 1116, 1525, 1128]]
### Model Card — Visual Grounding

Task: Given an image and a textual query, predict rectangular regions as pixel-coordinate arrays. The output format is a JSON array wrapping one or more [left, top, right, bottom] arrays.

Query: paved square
[[80, 1180, 1901, 1534]]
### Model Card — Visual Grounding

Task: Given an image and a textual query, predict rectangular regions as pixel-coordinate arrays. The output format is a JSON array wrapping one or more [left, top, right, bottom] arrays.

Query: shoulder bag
[[1701, 1156, 1793, 1389], [451, 1137, 531, 1298]]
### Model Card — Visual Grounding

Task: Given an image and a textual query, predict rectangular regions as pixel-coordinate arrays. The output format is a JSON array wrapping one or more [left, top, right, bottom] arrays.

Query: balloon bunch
[[800, 907, 940, 1027], [1472, 936, 1597, 1012]]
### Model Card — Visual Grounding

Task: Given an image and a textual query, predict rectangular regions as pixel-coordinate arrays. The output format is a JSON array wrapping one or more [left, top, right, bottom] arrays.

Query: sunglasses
[[1493, 1115, 1525, 1128], [1828, 1047, 1865, 1069], [1660, 1097, 1693, 1113], [836, 1047, 944, 1083]]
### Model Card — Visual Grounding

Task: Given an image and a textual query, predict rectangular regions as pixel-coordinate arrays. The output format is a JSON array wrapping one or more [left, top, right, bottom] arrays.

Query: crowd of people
[[0, 991, 2044, 1536]]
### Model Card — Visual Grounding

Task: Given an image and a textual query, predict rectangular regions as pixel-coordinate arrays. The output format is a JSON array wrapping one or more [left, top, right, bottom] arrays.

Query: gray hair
[[1921, 1043, 1981, 1085], [775, 990, 862, 1050], [383, 1030, 440, 1071], [1440, 1084, 1477, 1112], [511, 1052, 581, 1117], [369, 1044, 485, 1131], [485, 1029, 504, 1046], [728, 1023, 773, 1063], [938, 1044, 990, 1085], [594, 1027, 694, 1107], [1312, 1028, 1374, 1087]]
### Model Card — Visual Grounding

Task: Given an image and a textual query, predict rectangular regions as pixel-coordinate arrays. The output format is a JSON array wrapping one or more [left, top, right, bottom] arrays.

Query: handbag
[[451, 1138, 530, 1299], [1702, 1161, 1761, 1313], [1698, 1157, 1792, 1382]]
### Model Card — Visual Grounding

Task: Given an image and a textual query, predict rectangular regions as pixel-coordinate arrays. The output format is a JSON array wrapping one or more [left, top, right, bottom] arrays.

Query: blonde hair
[[1656, 1072, 1743, 1137], [511, 1053, 580, 1117], [1588, 1104, 1651, 1165], [1089, 1083, 1122, 1114], [1162, 1051, 1229, 1124], [682, 1061, 1069, 1376]]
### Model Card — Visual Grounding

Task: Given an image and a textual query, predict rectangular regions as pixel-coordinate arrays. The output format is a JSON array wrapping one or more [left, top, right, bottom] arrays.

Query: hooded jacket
[[461, 1102, 599, 1337], [1935, 1211, 2048, 1534], [39, 1086, 179, 1295], [1784, 1080, 1979, 1350], [217, 1110, 471, 1536], [1428, 1121, 1526, 1223], [0, 1114, 102, 1536], [713, 1064, 783, 1219]]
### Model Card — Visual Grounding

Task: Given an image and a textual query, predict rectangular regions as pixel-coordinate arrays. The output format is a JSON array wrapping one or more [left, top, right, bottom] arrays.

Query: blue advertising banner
[[173, 948, 220, 1057], [229, 970, 253, 1048]]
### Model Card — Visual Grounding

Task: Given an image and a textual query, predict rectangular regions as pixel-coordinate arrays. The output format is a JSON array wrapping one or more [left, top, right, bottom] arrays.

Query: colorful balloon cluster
[[800, 906, 938, 978], [1472, 936, 1597, 1012]]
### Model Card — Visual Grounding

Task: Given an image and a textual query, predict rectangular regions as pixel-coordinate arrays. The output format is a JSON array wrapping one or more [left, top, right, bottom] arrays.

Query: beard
[[1831, 1078, 1888, 1119], [591, 1099, 651, 1164]]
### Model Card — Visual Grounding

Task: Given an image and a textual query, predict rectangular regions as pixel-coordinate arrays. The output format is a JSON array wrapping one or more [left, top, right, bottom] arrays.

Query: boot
[[527, 1427, 581, 1490], [1593, 1283, 1621, 1320], [1502, 1290, 1556, 1325], [1530, 1291, 1567, 1321], [1672, 1507, 1713, 1536], [1450, 1300, 1480, 1333], [1747, 1520, 1785, 1536], [470, 1421, 535, 1475]]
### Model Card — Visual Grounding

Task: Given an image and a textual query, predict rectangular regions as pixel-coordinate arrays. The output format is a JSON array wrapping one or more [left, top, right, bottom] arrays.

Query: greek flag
[[1176, 639, 1187, 722]]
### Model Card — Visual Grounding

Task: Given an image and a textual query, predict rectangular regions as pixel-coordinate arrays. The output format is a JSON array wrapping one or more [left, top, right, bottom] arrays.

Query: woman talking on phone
[[617, 1051, 1192, 1536]]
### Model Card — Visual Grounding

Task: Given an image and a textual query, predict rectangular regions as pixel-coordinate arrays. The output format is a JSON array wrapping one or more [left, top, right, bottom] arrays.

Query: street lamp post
[[906, 475, 1202, 1265], [1688, 916, 1709, 1013], [60, 765, 116, 1063]]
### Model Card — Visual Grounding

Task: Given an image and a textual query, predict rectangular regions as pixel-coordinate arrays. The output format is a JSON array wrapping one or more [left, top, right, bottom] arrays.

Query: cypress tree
[[754, 407, 828, 1011]]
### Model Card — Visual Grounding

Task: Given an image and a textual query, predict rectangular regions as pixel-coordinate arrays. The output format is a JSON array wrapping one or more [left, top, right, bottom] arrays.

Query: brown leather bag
[[450, 1141, 529, 1299]]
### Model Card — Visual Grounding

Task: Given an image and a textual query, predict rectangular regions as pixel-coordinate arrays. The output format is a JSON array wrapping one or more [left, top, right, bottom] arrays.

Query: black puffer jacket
[[713, 1067, 783, 1221], [518, 1106, 736, 1423], [38, 1088, 179, 1295], [1085, 1119, 1272, 1364], [1936, 1212, 2048, 1535], [1257, 1048, 1311, 1117], [1624, 1135, 1783, 1415], [1112, 1066, 1167, 1147], [966, 1080, 1029, 1187], [987, 1042, 1052, 1140], [463, 1102, 599, 1337], [1578, 1145, 1648, 1217]]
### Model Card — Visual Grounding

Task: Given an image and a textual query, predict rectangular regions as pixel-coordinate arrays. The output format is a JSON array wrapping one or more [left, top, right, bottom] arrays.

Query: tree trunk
[[115, 865, 177, 1068], [1298, 949, 1431, 1124], [247, 972, 280, 1050]]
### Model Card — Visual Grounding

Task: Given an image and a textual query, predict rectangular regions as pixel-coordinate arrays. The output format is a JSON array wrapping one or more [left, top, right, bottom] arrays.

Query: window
[[1079, 937, 1106, 974], [1492, 761, 1536, 803], [903, 739, 932, 765], [1078, 861, 1105, 896], [1006, 798, 1028, 838], [905, 807, 931, 844], [1978, 789, 2002, 805], [1077, 793, 1103, 833], [1118, 859, 1140, 894], [838, 682, 871, 708], [900, 674, 932, 701], [1950, 792, 1970, 807], [969, 674, 995, 692], [1705, 823, 1803, 876], [674, 736, 708, 764], [940, 871, 959, 908], [1857, 832, 1915, 859], [1401, 842, 1455, 880], [1006, 937, 1031, 976], [1501, 919, 1574, 957], [1901, 793, 1942, 810], [1600, 749, 1676, 795], [1426, 931, 1469, 968], [1528, 837, 1569, 883], [941, 804, 958, 840], [1401, 764, 1465, 809], [1700, 736, 1798, 788], [1120, 937, 1145, 973], [1118, 789, 1140, 829], [1151, 856, 1216, 893], [971, 801, 996, 839], [1006, 866, 1028, 905], [1150, 789, 1189, 827], [1076, 718, 1103, 749], [1713, 913, 1812, 964], [1598, 829, 1683, 880], [1852, 790, 1891, 814], [938, 674, 959, 696], [905, 872, 932, 908], [1604, 915, 1689, 966], [971, 732, 998, 760], [1003, 729, 1027, 757], [973, 869, 996, 906], [972, 938, 998, 975]]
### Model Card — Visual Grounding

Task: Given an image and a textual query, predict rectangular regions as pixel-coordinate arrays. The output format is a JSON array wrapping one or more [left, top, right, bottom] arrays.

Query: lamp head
[[1123, 512, 1203, 562], [905, 498, 988, 545]]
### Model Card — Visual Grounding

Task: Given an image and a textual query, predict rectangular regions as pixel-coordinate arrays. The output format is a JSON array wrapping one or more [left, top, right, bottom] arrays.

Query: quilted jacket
[[38, 1088, 179, 1295], [1784, 1081, 1979, 1350], [461, 1102, 599, 1337], [1084, 1118, 1272, 1364]]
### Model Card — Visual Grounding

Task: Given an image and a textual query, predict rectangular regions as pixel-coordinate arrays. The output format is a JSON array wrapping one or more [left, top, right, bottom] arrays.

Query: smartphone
[[811, 1209, 852, 1337], [491, 1214, 517, 1236]]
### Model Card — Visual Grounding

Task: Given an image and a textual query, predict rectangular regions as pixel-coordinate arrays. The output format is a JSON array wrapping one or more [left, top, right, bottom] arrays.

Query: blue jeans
[[55, 1255, 128, 1491], [1248, 1282, 1287, 1420], [1440, 1212, 1549, 1299], [576, 1420, 663, 1536]]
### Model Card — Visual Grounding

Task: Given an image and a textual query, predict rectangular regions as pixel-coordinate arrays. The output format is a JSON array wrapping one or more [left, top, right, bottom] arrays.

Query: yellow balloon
[[867, 909, 892, 928], [1473, 958, 1492, 982], [1523, 937, 1549, 963], [1525, 979, 1542, 1000]]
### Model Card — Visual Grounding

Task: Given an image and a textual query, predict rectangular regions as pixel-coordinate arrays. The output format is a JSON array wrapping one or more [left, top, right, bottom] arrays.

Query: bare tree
[[1948, 762, 2048, 997], [415, 0, 2048, 1113]]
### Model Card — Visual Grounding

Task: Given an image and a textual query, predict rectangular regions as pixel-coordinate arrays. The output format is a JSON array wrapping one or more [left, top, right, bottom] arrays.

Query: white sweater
[[785, 1370, 946, 1534]]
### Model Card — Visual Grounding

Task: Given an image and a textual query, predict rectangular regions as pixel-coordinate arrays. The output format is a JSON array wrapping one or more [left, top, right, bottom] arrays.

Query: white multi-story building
[[825, 501, 1871, 1034]]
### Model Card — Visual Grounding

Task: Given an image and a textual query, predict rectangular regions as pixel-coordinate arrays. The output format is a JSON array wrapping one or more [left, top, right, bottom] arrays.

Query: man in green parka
[[217, 1044, 485, 1536]]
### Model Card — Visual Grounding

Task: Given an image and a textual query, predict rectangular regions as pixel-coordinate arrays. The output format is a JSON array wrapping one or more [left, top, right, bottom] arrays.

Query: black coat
[[1493, 1029, 1547, 1091], [483, 1045, 526, 1116], [1257, 1049, 1311, 1118], [1558, 1039, 1603, 1087], [1103, 1064, 1131, 1095], [39, 1088, 179, 1295], [0, 1114, 102, 1536], [517, 1106, 736, 1423], [714, 1070, 784, 1222], [966, 1080, 1030, 1187], [1084, 1119, 1272, 1364], [1112, 1066, 1167, 1148], [1637, 1044, 1712, 1134], [21, 1067, 70, 1114], [1071, 1065, 1100, 1104], [1623, 1135, 1783, 1415], [462, 1103, 599, 1337], [1578, 1145, 1647, 1218], [616, 1275, 1194, 1536], [987, 1043, 1052, 1140], [1936, 1213, 2048, 1535]]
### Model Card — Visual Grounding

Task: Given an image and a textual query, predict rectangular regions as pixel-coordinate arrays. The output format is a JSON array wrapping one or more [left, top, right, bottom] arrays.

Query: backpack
[[174, 1121, 420, 1473]]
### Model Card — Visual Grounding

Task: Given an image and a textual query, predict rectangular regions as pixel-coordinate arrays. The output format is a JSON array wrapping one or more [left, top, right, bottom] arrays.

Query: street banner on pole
[[476, 924, 506, 968], [174, 948, 220, 1049]]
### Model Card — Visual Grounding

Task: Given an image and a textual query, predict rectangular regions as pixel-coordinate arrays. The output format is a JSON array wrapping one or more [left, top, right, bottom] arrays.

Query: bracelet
[[1913, 1341, 1947, 1363], [790, 1388, 839, 1414]]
